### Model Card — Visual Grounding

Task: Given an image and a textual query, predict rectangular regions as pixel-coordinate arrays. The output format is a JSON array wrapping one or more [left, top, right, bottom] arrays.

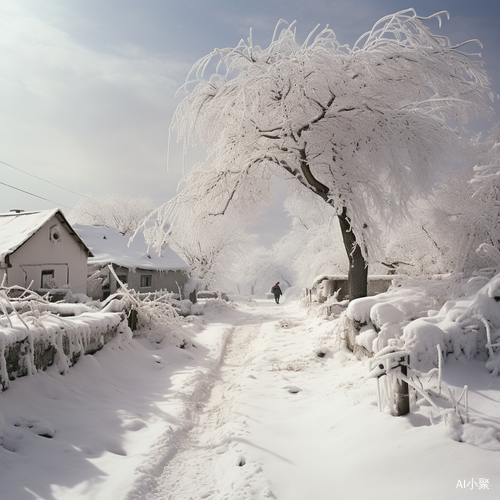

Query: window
[[117, 275, 128, 285], [140, 275, 152, 288], [41, 270, 55, 288], [49, 224, 62, 243]]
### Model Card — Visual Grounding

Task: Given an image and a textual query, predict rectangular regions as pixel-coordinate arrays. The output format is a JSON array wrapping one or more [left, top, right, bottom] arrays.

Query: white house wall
[[7, 215, 88, 294], [85, 265, 189, 300], [117, 268, 189, 296]]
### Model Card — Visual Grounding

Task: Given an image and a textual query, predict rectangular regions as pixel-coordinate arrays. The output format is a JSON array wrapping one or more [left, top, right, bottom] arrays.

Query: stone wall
[[314, 275, 397, 302], [0, 312, 128, 392]]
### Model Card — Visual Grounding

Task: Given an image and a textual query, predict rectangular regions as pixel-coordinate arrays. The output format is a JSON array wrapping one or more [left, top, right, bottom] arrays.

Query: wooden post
[[128, 309, 138, 331], [392, 355, 410, 416]]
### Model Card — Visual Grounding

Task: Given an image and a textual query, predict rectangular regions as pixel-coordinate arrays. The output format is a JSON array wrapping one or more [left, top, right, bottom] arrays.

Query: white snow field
[[1, 297, 499, 500]]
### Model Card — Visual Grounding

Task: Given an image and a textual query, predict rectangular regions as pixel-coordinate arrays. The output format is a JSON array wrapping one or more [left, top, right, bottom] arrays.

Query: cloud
[[0, 0, 498, 251], [0, 0, 192, 212]]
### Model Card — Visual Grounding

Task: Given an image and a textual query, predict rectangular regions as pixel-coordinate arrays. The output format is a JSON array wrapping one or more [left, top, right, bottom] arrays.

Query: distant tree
[[70, 194, 156, 234], [155, 9, 494, 299], [235, 245, 293, 296], [381, 128, 500, 278], [277, 191, 348, 287], [382, 168, 475, 276], [148, 204, 252, 291], [461, 123, 500, 273]]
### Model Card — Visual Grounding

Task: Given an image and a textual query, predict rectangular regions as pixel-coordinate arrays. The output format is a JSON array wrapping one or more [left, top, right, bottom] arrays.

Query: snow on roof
[[73, 224, 190, 272], [0, 209, 61, 264], [0, 209, 92, 267]]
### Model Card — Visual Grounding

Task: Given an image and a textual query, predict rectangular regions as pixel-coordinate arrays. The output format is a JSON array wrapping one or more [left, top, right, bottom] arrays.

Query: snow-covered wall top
[[73, 224, 189, 272]]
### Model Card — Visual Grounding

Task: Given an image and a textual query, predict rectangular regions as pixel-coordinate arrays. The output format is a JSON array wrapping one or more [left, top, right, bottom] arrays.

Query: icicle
[[479, 316, 494, 359], [0, 301, 12, 328], [437, 344, 443, 396], [456, 385, 469, 424], [376, 376, 382, 411]]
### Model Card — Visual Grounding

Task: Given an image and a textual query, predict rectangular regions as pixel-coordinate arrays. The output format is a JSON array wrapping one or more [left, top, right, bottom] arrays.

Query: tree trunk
[[338, 207, 368, 300], [289, 152, 368, 300]]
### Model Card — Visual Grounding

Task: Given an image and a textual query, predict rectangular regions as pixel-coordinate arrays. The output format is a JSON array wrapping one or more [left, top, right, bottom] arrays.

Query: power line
[[0, 180, 73, 210], [0, 159, 85, 197]]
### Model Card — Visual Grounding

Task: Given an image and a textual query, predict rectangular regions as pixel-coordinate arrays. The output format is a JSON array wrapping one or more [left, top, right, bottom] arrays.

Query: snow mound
[[345, 273, 500, 373], [13, 415, 55, 438]]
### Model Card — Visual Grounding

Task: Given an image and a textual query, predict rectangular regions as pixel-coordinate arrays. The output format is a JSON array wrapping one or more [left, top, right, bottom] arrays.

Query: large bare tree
[[154, 10, 494, 299]]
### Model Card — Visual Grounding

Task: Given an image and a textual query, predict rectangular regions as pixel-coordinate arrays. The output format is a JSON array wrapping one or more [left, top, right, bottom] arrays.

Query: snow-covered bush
[[343, 272, 500, 375], [199, 297, 236, 316], [102, 288, 191, 347]]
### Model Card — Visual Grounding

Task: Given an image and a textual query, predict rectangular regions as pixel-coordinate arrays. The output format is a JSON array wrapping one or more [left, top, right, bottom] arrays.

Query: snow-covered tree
[[277, 190, 348, 287], [70, 194, 156, 234], [467, 123, 500, 270], [153, 10, 494, 299], [148, 206, 252, 292], [472, 124, 500, 195], [235, 245, 293, 296], [382, 125, 500, 279], [382, 167, 475, 276]]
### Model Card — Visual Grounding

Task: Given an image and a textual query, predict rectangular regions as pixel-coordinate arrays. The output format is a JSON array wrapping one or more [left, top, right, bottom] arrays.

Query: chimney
[[10, 209, 24, 213]]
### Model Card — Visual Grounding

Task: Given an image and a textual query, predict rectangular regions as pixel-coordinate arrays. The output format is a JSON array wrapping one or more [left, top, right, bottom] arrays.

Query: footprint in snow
[[284, 385, 302, 394], [13, 415, 55, 438]]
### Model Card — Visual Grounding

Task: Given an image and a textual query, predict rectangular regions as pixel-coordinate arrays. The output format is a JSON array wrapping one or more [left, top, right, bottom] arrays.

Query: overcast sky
[[1, 0, 499, 245]]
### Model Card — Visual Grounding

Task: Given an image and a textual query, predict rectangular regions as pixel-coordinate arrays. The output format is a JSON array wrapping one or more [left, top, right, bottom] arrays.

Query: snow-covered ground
[[1, 297, 499, 499]]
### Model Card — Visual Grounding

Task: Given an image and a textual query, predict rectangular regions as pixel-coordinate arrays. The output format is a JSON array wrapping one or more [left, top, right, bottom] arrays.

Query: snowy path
[[145, 300, 500, 500], [1, 298, 500, 500], [149, 307, 276, 500]]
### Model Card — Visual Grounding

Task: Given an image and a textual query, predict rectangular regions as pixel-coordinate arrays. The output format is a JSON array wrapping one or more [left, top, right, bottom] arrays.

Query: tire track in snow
[[149, 313, 276, 500]]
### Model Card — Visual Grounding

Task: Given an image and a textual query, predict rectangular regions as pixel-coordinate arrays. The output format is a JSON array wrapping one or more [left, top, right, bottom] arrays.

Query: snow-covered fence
[[368, 343, 471, 423], [369, 346, 410, 416], [0, 311, 128, 392]]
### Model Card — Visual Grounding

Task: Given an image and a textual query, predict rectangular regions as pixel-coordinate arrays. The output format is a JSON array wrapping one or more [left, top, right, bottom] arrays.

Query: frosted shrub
[[100, 266, 193, 347], [103, 289, 189, 346], [401, 274, 500, 372], [343, 271, 500, 374]]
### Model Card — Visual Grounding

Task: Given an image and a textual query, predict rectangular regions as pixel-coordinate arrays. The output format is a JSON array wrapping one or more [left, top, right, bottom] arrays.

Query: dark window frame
[[117, 275, 128, 285], [140, 275, 152, 288], [41, 269, 55, 288]]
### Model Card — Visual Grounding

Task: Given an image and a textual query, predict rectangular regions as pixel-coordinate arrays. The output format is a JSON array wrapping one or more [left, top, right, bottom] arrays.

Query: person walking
[[271, 282, 283, 304]]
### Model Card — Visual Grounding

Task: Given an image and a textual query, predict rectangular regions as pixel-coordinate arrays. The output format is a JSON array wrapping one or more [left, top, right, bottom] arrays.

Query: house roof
[[0, 209, 92, 266], [73, 224, 190, 272]]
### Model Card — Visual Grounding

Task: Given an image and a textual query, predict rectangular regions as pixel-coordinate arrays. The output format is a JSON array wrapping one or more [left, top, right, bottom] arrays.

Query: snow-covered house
[[73, 224, 190, 300], [0, 209, 92, 296]]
